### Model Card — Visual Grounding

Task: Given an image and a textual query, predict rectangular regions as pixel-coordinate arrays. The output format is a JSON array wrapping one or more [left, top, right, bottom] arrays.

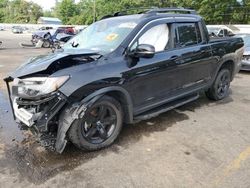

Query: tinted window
[[175, 23, 202, 47]]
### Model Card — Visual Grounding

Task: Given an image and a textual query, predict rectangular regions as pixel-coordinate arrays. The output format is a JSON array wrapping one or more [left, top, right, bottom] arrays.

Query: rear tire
[[206, 69, 231, 100], [68, 96, 123, 151]]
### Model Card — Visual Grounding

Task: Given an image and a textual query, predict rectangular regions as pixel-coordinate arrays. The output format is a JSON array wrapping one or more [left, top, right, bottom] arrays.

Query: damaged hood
[[11, 49, 100, 78]]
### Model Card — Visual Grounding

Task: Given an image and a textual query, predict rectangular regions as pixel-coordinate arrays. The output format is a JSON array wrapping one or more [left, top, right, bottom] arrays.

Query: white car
[[236, 33, 250, 71], [207, 26, 235, 37], [0, 26, 4, 31]]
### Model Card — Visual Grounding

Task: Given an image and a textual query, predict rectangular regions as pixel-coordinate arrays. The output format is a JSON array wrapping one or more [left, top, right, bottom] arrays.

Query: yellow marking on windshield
[[106, 33, 119, 41]]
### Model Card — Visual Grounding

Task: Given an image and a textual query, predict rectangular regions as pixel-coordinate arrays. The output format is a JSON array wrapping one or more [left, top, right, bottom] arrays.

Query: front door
[[123, 22, 182, 114]]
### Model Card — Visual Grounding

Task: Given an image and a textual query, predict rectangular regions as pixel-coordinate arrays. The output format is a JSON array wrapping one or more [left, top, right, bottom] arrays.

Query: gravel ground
[[0, 30, 250, 188]]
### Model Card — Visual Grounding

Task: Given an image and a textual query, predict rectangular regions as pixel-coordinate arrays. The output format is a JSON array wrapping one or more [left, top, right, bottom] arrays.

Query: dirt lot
[[0, 31, 250, 188]]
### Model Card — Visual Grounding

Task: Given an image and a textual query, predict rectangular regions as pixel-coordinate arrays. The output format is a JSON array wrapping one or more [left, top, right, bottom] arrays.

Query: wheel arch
[[219, 60, 235, 81], [208, 59, 235, 91], [80, 86, 134, 124], [55, 86, 134, 153]]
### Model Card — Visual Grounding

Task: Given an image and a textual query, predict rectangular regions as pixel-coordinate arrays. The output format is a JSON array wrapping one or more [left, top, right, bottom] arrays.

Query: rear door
[[172, 22, 213, 92]]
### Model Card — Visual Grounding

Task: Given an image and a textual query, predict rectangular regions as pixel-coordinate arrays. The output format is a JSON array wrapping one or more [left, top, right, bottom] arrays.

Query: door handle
[[169, 56, 179, 61], [192, 50, 206, 54]]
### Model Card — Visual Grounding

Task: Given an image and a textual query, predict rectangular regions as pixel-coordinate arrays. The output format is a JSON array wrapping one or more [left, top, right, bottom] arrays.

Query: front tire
[[206, 68, 231, 100], [42, 40, 50, 48], [68, 96, 123, 151]]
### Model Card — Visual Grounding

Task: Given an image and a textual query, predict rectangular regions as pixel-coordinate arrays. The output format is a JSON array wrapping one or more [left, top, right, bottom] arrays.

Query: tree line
[[0, 0, 43, 23], [1, 0, 250, 25]]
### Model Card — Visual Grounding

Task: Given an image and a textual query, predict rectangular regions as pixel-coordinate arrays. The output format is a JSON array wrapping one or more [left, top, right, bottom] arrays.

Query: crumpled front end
[[13, 92, 67, 130], [4, 76, 69, 151], [14, 91, 67, 150]]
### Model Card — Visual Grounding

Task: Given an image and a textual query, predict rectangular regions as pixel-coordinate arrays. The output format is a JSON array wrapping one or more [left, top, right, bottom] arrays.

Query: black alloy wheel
[[217, 70, 230, 98], [206, 68, 231, 100], [68, 96, 123, 151], [81, 104, 117, 144]]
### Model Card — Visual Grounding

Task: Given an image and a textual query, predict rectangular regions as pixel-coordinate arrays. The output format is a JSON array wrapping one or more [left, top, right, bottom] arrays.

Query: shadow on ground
[[0, 92, 234, 184]]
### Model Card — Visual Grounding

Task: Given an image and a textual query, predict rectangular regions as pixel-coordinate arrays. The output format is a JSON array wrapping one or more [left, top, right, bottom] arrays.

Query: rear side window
[[175, 23, 202, 47]]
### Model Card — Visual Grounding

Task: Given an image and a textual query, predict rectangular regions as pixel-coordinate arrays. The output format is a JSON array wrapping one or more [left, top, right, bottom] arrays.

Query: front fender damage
[[55, 94, 104, 153]]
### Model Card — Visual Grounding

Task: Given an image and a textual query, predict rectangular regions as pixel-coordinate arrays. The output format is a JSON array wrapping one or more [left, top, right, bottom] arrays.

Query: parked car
[[32, 26, 75, 41], [32, 27, 75, 47], [32, 28, 55, 41], [12, 26, 23, 34], [31, 28, 74, 48], [4, 8, 244, 153], [236, 33, 250, 71], [59, 26, 75, 35], [207, 26, 235, 37], [0, 26, 4, 31], [38, 26, 54, 31]]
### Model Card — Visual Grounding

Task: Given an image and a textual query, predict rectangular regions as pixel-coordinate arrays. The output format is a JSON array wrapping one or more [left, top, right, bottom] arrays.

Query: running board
[[134, 93, 199, 121]]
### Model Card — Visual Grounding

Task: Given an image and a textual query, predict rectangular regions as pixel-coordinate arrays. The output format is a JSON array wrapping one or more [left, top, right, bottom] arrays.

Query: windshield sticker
[[106, 33, 119, 41], [118, 22, 137, 29]]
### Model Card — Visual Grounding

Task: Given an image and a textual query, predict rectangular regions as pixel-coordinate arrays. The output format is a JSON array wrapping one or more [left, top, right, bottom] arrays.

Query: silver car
[[237, 34, 250, 71], [12, 26, 23, 34]]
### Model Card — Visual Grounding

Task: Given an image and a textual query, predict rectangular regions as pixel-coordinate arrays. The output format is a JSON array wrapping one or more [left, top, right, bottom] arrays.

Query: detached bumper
[[13, 92, 67, 132], [13, 100, 36, 127]]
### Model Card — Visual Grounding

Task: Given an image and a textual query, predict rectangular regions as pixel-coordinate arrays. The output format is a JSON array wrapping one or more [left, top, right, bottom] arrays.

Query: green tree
[[236, 0, 250, 24], [1, 0, 250, 25], [55, 0, 79, 24], [3, 0, 42, 23], [43, 10, 54, 18], [0, 0, 8, 22]]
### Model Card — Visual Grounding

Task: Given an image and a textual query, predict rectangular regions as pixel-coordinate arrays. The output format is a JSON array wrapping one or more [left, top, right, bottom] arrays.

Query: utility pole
[[93, 0, 96, 22]]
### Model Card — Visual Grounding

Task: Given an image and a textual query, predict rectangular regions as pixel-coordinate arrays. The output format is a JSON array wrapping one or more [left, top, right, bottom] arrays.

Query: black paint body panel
[[10, 13, 244, 119]]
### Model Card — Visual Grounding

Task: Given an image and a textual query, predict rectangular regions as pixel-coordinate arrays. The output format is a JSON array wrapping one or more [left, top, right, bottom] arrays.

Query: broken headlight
[[12, 76, 69, 98]]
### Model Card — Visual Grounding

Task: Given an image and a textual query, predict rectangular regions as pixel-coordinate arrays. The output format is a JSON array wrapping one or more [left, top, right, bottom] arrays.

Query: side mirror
[[130, 44, 155, 58]]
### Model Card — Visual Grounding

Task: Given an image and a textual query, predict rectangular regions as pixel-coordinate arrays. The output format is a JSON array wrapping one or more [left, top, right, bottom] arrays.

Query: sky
[[26, 0, 80, 10]]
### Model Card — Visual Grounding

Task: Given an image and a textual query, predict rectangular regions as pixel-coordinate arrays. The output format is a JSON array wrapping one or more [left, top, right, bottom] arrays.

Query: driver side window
[[131, 24, 170, 52]]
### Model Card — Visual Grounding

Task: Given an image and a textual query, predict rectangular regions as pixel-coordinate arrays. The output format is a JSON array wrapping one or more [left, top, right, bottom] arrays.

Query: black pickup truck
[[4, 8, 244, 153]]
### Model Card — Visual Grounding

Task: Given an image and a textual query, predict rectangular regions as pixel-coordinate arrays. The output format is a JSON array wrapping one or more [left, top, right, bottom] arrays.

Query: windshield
[[64, 17, 139, 54], [237, 34, 250, 47]]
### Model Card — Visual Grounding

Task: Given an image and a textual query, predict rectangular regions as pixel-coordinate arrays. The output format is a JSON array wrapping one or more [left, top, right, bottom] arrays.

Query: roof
[[101, 8, 201, 23], [38, 17, 62, 22], [101, 13, 200, 25]]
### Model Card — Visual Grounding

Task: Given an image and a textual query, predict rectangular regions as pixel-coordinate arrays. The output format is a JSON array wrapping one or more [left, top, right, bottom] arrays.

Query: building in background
[[37, 17, 62, 25]]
